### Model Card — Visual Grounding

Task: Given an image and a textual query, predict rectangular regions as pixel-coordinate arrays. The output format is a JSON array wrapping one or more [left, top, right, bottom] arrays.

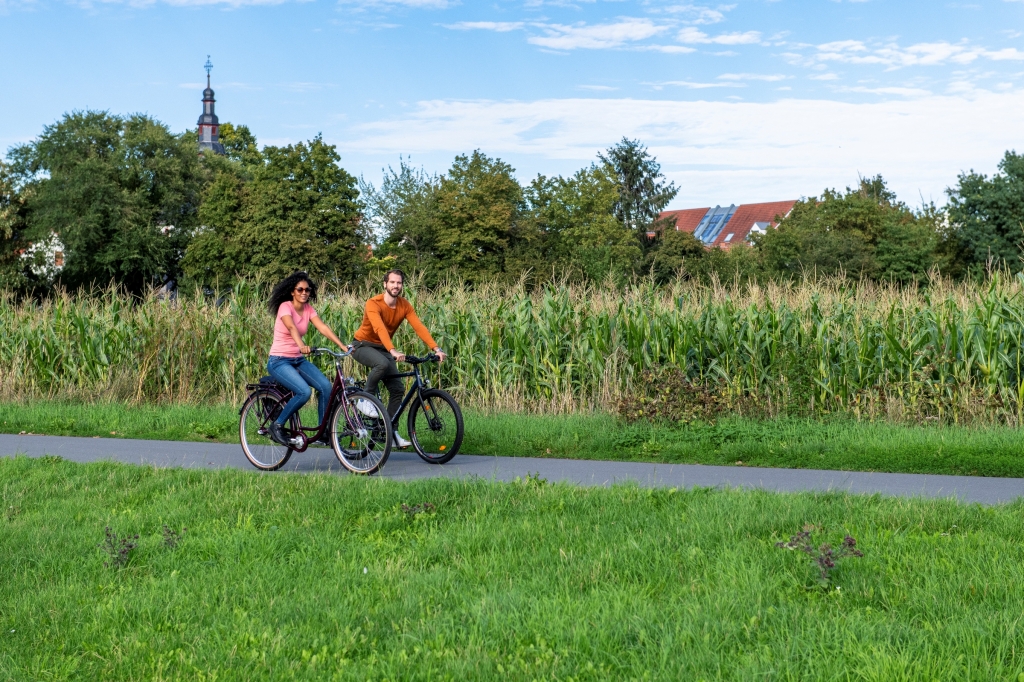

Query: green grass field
[[1, 456, 1023, 679], [4, 400, 1024, 477]]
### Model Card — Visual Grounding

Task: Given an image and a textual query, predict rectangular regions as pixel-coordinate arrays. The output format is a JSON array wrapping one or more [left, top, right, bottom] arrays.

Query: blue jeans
[[267, 356, 333, 427]]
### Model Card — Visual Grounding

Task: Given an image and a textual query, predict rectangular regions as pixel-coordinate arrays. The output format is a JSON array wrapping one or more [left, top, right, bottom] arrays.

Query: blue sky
[[2, 0, 1023, 207]]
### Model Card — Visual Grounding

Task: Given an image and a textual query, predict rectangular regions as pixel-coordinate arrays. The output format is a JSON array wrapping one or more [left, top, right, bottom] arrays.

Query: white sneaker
[[393, 433, 411, 448], [355, 399, 378, 417]]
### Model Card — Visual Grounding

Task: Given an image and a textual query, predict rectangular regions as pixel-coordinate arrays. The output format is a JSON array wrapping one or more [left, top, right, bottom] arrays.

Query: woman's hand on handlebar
[[300, 344, 312, 355]]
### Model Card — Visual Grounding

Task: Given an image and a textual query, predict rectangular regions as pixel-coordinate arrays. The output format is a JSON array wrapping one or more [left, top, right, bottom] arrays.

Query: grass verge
[[2, 456, 1023, 679], [3, 401, 1024, 477]]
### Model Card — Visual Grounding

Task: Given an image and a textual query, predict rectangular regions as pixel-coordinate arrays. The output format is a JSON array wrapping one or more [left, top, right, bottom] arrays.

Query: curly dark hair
[[268, 271, 317, 315]]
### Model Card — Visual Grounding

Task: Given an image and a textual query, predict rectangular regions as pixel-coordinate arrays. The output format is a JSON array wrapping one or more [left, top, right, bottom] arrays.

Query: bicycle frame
[[382, 357, 435, 430], [257, 350, 364, 453]]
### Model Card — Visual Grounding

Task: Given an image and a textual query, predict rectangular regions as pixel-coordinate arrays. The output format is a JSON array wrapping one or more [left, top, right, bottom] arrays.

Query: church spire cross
[[204, 56, 213, 87]]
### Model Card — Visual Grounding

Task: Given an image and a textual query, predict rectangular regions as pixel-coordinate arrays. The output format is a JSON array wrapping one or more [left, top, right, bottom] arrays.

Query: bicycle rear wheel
[[330, 390, 392, 475], [239, 389, 296, 471], [408, 388, 463, 464]]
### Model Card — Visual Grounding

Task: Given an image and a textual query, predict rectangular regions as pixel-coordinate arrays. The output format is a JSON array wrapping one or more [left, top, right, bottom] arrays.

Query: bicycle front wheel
[[408, 388, 463, 464], [239, 389, 296, 471], [330, 390, 392, 475]]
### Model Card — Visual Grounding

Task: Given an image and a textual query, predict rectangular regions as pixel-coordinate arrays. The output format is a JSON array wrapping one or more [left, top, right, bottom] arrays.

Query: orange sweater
[[354, 294, 438, 352]]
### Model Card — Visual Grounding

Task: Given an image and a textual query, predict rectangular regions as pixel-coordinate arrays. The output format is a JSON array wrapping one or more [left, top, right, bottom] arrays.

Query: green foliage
[[362, 159, 441, 276], [755, 175, 941, 283], [4, 457, 1024, 679], [947, 150, 1024, 274], [643, 227, 707, 283], [7, 276, 1024, 427], [599, 137, 678, 240], [217, 122, 261, 167], [0, 161, 31, 291], [528, 164, 642, 281], [433, 151, 538, 282], [366, 152, 541, 285], [8, 111, 204, 293], [182, 134, 365, 285]]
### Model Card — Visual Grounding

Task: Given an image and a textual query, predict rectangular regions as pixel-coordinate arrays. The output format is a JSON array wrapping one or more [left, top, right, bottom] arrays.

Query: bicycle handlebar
[[402, 353, 440, 365], [308, 347, 354, 359]]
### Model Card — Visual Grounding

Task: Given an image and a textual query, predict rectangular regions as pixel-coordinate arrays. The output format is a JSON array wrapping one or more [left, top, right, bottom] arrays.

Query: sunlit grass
[[1, 457, 1023, 679]]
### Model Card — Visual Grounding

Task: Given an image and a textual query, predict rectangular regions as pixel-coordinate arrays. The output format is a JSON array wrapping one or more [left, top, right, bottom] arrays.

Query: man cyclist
[[352, 268, 446, 447]]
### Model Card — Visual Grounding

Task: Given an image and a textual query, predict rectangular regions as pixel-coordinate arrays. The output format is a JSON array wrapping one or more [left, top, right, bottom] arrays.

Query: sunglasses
[[294, 287, 311, 294]]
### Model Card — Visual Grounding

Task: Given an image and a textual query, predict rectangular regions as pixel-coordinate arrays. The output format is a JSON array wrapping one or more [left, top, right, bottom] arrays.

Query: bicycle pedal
[[290, 437, 304, 447]]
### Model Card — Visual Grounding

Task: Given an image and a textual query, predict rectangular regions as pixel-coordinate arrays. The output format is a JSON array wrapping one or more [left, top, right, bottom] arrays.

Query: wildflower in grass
[[776, 527, 863, 585], [99, 527, 139, 569]]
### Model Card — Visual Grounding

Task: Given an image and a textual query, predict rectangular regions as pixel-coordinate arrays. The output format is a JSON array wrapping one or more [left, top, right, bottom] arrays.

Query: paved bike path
[[2, 433, 1023, 505]]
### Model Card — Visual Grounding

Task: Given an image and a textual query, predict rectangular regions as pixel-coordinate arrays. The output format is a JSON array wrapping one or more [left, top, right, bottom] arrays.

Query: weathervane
[[204, 55, 213, 87]]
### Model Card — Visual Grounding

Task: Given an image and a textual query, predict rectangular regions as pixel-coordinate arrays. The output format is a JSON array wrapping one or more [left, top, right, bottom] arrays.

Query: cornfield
[[4, 274, 1024, 424]]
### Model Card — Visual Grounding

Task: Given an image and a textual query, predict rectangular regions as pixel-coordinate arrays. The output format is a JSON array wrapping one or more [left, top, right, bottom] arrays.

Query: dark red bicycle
[[238, 348, 393, 474]]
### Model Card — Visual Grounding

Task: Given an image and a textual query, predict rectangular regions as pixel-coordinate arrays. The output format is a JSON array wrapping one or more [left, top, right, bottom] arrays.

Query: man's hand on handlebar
[[434, 347, 447, 363], [390, 348, 406, 363]]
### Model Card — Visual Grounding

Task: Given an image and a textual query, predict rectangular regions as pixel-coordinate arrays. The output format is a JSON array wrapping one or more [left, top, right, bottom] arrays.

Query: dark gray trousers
[[351, 341, 405, 418]]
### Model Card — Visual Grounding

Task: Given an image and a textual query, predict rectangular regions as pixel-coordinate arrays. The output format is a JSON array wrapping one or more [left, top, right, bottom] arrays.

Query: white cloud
[[718, 73, 788, 81], [445, 21, 523, 32], [985, 48, 1024, 61], [809, 73, 840, 81], [78, 0, 303, 6], [836, 85, 932, 97], [811, 40, 1024, 68], [340, 90, 1024, 207], [635, 44, 697, 54], [677, 27, 761, 45], [647, 80, 744, 89], [528, 18, 668, 51], [340, 0, 452, 7], [660, 4, 727, 24]]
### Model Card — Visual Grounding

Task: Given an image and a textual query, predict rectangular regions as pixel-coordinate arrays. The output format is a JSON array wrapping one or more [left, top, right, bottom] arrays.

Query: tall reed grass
[[4, 274, 1024, 424]]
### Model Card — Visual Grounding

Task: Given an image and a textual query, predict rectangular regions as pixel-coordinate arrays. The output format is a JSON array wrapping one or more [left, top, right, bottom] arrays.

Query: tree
[[8, 111, 204, 293], [947, 151, 1024, 274], [218, 122, 261, 168], [644, 226, 707, 284], [361, 159, 441, 276], [183, 135, 366, 285], [529, 163, 642, 281], [756, 175, 939, 283], [599, 138, 678, 241], [0, 160, 31, 291], [431, 151, 537, 283]]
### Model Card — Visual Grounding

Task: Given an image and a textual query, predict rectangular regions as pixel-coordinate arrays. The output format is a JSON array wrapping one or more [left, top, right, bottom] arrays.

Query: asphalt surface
[[2, 433, 1024, 505]]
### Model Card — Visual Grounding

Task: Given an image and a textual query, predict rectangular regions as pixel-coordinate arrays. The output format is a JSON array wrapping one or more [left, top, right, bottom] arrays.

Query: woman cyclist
[[265, 271, 348, 446]]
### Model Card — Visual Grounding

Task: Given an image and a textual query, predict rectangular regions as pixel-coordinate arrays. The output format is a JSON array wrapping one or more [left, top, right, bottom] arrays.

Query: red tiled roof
[[711, 201, 796, 249], [660, 208, 711, 234]]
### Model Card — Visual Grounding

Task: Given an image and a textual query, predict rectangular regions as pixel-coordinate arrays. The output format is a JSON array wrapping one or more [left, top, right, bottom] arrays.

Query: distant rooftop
[[657, 200, 797, 248]]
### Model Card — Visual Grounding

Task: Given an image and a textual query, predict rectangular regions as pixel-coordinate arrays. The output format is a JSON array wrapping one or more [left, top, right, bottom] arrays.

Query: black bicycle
[[369, 353, 464, 464], [239, 348, 393, 475]]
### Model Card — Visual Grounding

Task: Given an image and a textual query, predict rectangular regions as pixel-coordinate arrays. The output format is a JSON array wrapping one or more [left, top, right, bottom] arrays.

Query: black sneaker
[[267, 421, 289, 446]]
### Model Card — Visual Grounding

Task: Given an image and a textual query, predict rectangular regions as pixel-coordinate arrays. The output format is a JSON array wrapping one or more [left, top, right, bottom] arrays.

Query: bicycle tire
[[408, 388, 463, 464], [239, 389, 297, 471], [330, 390, 392, 475]]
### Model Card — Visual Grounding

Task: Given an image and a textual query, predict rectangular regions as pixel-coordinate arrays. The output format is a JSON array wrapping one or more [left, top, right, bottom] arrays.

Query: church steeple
[[197, 56, 225, 155]]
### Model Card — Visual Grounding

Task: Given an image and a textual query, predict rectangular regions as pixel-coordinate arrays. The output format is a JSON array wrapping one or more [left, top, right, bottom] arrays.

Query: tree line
[[2, 109, 1022, 295]]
